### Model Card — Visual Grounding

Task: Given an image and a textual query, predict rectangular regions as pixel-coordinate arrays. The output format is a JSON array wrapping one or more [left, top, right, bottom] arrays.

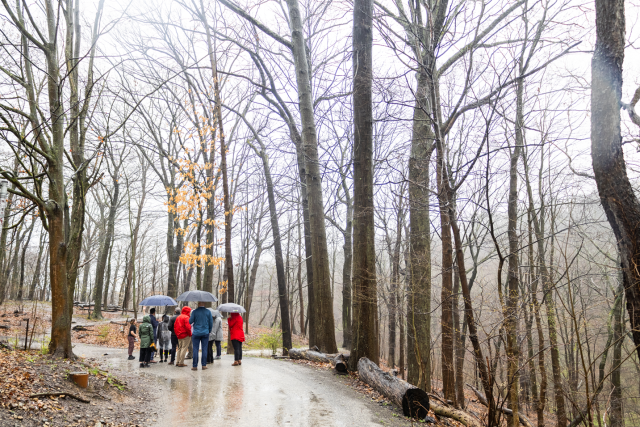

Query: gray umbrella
[[217, 303, 246, 313], [176, 290, 218, 302]]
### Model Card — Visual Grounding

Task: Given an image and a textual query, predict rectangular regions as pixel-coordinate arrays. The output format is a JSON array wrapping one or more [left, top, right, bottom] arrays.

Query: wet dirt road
[[75, 343, 411, 427]]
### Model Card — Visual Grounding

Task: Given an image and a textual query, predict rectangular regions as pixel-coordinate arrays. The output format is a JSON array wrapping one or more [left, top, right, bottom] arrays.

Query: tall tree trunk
[[610, 278, 624, 427], [0, 180, 15, 304], [122, 168, 147, 312], [92, 175, 119, 318], [284, 0, 337, 353], [439, 156, 456, 405], [407, 69, 432, 392], [102, 235, 114, 307], [505, 75, 524, 426], [389, 195, 403, 368], [28, 235, 46, 300], [591, 0, 640, 364], [17, 221, 35, 300], [257, 148, 292, 353], [341, 187, 353, 349], [350, 0, 378, 369], [297, 206, 305, 337], [523, 163, 566, 427]]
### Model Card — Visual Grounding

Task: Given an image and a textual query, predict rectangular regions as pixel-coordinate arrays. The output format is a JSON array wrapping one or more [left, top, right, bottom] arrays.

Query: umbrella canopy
[[217, 303, 246, 313], [139, 295, 178, 306], [176, 290, 218, 302]]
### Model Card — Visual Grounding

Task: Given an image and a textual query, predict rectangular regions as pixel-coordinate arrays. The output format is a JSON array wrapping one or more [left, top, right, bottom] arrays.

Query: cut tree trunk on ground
[[288, 348, 331, 363], [430, 402, 481, 427], [331, 354, 349, 374], [467, 383, 533, 427], [357, 357, 430, 420], [72, 325, 94, 331]]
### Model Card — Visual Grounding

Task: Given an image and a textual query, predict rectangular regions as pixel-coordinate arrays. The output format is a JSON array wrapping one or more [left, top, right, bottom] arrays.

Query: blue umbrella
[[176, 290, 218, 302], [139, 295, 178, 306]]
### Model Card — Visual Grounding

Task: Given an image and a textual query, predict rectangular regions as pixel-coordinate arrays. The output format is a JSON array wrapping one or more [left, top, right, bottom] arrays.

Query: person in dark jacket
[[127, 319, 137, 360], [149, 308, 159, 362], [174, 306, 192, 367], [138, 315, 154, 368], [189, 302, 213, 370], [228, 313, 245, 366], [167, 308, 180, 365]]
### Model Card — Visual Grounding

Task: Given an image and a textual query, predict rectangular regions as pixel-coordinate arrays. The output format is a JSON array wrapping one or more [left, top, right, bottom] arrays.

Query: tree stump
[[357, 357, 429, 419]]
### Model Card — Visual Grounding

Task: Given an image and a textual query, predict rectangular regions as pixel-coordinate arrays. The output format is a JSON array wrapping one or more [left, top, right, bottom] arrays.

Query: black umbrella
[[176, 290, 218, 302]]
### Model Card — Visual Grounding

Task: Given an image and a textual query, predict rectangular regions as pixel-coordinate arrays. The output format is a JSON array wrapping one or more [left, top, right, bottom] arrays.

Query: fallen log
[[72, 325, 93, 331], [288, 348, 331, 363], [357, 357, 430, 420], [467, 383, 533, 427], [331, 354, 349, 374], [29, 392, 90, 403], [429, 402, 481, 427]]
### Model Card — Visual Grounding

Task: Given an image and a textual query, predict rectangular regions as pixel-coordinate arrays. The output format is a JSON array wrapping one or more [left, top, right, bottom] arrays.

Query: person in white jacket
[[207, 308, 224, 363]]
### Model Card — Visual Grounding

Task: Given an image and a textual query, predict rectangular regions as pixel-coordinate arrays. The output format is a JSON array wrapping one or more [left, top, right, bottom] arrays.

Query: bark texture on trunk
[[591, 0, 640, 365], [407, 69, 432, 392], [350, 0, 378, 369], [285, 0, 337, 353], [505, 75, 524, 426]]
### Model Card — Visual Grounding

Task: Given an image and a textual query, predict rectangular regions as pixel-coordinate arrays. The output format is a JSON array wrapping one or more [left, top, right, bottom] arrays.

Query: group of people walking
[[127, 303, 245, 370]]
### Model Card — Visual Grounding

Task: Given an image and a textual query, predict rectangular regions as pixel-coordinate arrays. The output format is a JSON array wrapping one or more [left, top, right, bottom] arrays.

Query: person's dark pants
[[170, 335, 178, 363], [232, 340, 242, 361], [127, 336, 135, 356], [139, 347, 151, 365], [215, 340, 222, 357], [207, 340, 214, 364], [151, 335, 157, 360], [192, 335, 209, 368]]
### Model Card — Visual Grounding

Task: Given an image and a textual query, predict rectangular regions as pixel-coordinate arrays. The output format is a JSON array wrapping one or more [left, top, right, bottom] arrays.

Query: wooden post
[[24, 318, 29, 350]]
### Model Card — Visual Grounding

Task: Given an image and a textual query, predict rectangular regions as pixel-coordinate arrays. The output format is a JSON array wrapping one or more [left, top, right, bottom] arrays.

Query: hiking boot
[[191, 367, 198, 371], [140, 363, 144, 368], [128, 356, 135, 360], [202, 366, 208, 370], [232, 361, 239, 366], [168, 361, 174, 365], [215, 356, 221, 360], [238, 361, 242, 366]]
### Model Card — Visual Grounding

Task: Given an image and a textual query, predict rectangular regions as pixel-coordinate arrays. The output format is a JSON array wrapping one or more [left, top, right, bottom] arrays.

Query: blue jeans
[[192, 335, 209, 367]]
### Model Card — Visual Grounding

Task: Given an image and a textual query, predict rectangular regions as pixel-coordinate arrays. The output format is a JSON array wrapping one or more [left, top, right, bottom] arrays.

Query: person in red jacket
[[173, 306, 192, 367], [228, 313, 245, 366]]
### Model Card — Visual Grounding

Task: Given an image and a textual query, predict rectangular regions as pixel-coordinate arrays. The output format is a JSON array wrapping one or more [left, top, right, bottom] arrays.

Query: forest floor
[[0, 343, 161, 427]]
